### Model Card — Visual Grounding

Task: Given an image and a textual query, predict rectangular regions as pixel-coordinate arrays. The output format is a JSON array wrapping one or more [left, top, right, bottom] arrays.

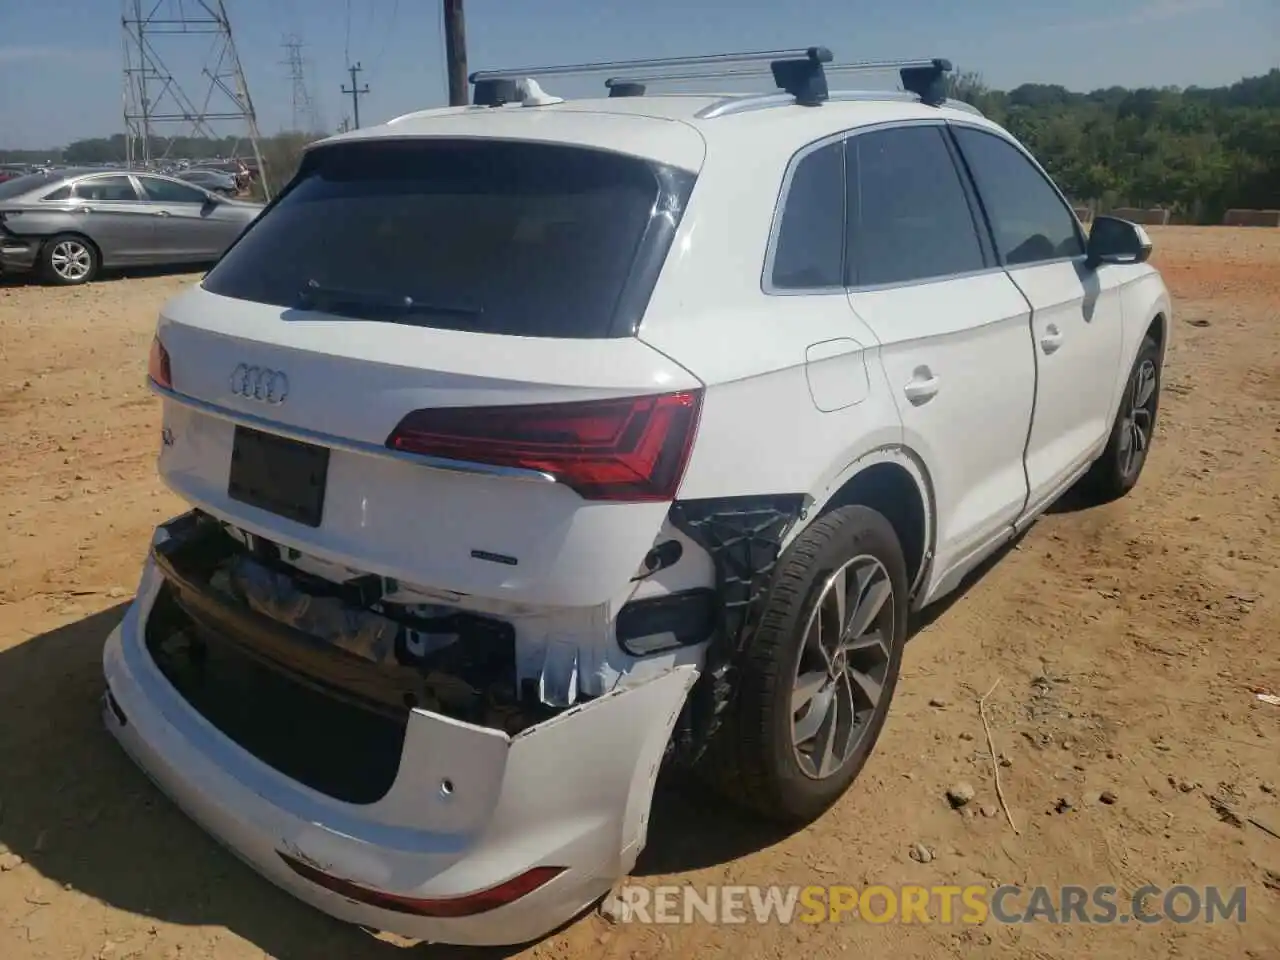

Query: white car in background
[[101, 48, 1170, 947]]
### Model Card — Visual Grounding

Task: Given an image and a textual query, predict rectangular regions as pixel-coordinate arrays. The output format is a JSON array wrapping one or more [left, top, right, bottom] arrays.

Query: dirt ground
[[1, 228, 1278, 960]]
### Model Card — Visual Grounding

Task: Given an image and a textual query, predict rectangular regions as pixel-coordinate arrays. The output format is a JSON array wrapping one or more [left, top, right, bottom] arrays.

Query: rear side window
[[202, 139, 680, 338], [770, 140, 845, 290], [952, 126, 1084, 266], [848, 126, 987, 287], [73, 176, 139, 202]]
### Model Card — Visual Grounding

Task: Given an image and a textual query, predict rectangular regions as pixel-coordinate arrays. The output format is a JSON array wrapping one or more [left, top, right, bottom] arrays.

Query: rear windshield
[[0, 171, 64, 200], [201, 138, 671, 338]]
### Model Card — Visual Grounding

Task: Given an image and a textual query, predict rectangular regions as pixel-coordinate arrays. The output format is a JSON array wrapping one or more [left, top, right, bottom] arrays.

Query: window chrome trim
[[697, 90, 986, 121], [847, 262, 1007, 295], [150, 381, 559, 485]]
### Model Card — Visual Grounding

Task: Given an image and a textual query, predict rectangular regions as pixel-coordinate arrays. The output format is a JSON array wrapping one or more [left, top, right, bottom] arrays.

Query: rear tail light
[[278, 852, 565, 917], [385, 390, 703, 502], [148, 336, 172, 390]]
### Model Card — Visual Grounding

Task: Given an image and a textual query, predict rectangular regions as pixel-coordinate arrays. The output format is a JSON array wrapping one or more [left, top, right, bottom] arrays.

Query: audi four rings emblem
[[229, 364, 289, 404]]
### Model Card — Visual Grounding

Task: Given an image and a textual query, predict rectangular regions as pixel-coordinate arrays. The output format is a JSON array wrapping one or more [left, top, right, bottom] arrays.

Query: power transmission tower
[[443, 0, 468, 106], [341, 62, 371, 129], [280, 33, 318, 133], [121, 0, 270, 197]]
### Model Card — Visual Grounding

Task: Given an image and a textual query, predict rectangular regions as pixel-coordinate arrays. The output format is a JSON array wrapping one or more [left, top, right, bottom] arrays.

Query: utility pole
[[443, 0, 468, 106], [341, 62, 370, 128]]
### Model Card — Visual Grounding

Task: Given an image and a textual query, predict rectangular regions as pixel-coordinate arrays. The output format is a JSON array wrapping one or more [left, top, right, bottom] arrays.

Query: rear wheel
[[704, 505, 908, 824], [1079, 335, 1161, 502], [41, 234, 99, 286]]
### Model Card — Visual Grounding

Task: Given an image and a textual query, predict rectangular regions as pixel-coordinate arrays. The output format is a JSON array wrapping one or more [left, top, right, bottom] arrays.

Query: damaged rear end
[[103, 124, 718, 943]]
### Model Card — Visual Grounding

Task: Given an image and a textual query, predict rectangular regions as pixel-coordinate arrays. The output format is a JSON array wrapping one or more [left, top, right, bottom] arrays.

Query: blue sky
[[1, 0, 1276, 149]]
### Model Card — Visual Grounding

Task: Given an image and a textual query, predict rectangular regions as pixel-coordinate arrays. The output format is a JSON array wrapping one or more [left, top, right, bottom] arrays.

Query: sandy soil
[[1, 228, 1278, 959]]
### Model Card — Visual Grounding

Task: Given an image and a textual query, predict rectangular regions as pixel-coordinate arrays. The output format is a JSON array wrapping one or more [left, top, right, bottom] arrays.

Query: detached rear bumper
[[0, 235, 38, 274], [102, 550, 697, 946]]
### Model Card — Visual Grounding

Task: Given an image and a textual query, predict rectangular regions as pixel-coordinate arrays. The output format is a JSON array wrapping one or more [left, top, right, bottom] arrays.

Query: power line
[[368, 0, 401, 80], [343, 0, 353, 67]]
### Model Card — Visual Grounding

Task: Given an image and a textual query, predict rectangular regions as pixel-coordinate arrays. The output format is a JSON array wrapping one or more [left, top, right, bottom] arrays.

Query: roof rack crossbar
[[469, 48, 827, 84], [606, 57, 954, 107], [473, 46, 835, 106], [607, 58, 948, 88]]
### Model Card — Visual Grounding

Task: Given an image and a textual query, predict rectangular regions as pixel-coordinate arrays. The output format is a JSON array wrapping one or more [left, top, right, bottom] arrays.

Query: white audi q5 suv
[[102, 48, 1171, 947]]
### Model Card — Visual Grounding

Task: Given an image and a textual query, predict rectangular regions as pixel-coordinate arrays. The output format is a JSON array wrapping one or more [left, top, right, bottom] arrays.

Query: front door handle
[[903, 368, 940, 406], [1040, 324, 1063, 354], [152, 210, 172, 217]]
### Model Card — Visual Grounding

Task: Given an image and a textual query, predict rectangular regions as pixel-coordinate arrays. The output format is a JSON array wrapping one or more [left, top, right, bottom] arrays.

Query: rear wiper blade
[[298, 280, 482, 318]]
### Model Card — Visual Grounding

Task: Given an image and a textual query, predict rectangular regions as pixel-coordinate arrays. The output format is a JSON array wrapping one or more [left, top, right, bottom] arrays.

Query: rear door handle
[[1040, 324, 1063, 354], [903, 370, 940, 405], [152, 210, 172, 217]]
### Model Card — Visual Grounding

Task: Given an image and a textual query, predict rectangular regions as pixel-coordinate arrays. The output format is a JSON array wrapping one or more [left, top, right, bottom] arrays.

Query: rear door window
[[73, 176, 140, 202], [138, 176, 210, 204], [201, 139, 680, 338], [847, 125, 988, 286]]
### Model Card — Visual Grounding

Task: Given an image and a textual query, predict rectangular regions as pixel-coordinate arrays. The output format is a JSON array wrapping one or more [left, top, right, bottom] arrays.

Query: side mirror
[[1086, 216, 1153, 268]]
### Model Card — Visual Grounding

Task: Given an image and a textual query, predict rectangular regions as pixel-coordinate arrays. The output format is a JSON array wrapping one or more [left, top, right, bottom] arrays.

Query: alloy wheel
[[1118, 358, 1157, 479], [50, 240, 92, 282], [791, 554, 895, 780]]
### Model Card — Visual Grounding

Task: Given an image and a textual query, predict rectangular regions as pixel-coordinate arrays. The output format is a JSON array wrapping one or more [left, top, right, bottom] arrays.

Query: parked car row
[[0, 167, 263, 285], [174, 168, 241, 196]]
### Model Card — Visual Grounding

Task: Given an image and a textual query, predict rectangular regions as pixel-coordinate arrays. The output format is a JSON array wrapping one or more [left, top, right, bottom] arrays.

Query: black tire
[[701, 505, 909, 824], [40, 233, 100, 286], [1079, 335, 1162, 502]]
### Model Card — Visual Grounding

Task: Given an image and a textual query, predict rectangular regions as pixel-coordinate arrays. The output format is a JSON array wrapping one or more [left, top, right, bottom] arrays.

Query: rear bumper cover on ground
[[0, 236, 38, 273], [102, 550, 698, 946]]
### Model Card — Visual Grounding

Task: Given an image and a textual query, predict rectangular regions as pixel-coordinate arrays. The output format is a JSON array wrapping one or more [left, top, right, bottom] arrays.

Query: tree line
[[948, 69, 1279, 222], [4, 69, 1277, 223]]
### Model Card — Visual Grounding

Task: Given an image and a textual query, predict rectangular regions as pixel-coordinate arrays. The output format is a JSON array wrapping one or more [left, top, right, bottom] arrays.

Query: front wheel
[[1079, 335, 1162, 502], [41, 234, 99, 286], [703, 505, 909, 824]]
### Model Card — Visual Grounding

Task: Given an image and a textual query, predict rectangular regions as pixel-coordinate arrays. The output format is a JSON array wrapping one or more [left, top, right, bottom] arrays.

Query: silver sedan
[[0, 168, 263, 285]]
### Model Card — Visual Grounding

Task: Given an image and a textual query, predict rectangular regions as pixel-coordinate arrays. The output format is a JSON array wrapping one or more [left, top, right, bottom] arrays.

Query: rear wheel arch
[[1146, 311, 1166, 352], [1145, 311, 1168, 369], [796, 446, 936, 602]]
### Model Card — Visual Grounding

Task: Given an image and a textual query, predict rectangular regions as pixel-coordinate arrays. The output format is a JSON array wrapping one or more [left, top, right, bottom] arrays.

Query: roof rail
[[608, 57, 954, 108], [470, 47, 834, 107], [696, 90, 984, 121]]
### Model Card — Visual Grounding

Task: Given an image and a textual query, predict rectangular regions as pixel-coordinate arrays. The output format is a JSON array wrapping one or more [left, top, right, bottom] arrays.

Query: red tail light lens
[[278, 851, 565, 918], [385, 389, 703, 502], [148, 336, 172, 390]]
